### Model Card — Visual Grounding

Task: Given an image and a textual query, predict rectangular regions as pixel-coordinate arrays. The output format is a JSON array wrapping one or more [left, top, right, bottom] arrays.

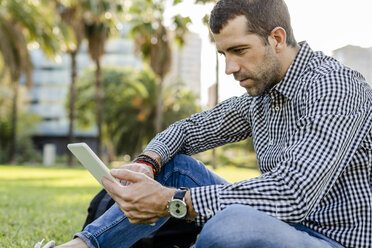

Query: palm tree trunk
[[67, 51, 77, 166], [155, 77, 164, 133], [9, 81, 19, 163], [95, 59, 103, 157], [106, 138, 115, 163]]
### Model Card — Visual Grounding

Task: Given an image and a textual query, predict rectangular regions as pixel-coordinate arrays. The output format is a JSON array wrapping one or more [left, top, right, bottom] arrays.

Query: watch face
[[169, 199, 187, 218]]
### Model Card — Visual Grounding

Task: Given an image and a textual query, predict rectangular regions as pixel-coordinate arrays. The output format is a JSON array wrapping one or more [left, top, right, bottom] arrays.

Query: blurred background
[[1, 0, 372, 246], [0, 0, 371, 168]]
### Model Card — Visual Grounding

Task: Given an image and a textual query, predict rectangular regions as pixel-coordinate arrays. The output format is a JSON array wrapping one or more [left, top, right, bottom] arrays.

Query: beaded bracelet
[[133, 153, 161, 178], [135, 160, 157, 177]]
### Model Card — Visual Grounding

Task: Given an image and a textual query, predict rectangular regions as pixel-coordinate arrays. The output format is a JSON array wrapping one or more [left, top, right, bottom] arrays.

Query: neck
[[280, 44, 301, 79]]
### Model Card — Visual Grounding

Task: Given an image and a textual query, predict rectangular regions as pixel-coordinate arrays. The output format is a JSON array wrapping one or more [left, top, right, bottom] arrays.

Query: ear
[[269, 27, 287, 53]]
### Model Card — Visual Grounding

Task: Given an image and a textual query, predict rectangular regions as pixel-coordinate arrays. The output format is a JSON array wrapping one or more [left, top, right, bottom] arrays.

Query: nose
[[225, 56, 240, 75]]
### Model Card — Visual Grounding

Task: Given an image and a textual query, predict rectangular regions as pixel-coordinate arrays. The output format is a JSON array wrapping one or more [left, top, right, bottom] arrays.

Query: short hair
[[209, 0, 297, 47]]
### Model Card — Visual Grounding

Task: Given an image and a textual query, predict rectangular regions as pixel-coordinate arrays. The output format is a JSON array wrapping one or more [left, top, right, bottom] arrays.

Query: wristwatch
[[167, 187, 188, 219]]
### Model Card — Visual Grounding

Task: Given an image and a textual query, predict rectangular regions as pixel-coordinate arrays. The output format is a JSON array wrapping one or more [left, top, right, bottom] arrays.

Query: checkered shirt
[[145, 42, 372, 248]]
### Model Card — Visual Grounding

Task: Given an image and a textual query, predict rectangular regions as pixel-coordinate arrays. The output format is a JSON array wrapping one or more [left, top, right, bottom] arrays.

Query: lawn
[[0, 164, 260, 247]]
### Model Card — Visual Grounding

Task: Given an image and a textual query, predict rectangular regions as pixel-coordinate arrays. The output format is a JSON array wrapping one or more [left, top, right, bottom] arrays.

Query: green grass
[[206, 165, 260, 183], [0, 165, 101, 247], [0, 164, 260, 247]]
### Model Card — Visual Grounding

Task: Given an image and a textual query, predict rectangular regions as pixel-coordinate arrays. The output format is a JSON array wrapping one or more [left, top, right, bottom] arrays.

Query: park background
[[1, 0, 372, 246]]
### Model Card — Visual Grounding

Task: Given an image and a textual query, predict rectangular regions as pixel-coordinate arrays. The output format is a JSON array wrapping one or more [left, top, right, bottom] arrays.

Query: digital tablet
[[67, 143, 121, 187]]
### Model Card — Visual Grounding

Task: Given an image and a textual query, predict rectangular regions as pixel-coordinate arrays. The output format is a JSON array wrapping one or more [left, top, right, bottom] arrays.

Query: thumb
[[111, 169, 143, 183]]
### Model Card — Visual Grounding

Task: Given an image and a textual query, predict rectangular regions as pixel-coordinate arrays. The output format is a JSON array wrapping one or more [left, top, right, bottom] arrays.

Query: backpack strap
[[94, 191, 115, 220]]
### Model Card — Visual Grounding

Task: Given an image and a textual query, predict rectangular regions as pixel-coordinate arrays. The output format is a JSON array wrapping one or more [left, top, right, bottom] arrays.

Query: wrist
[[163, 187, 177, 217], [166, 187, 197, 221], [167, 188, 188, 219], [135, 160, 156, 178], [142, 151, 162, 166], [133, 151, 161, 178], [185, 190, 198, 221]]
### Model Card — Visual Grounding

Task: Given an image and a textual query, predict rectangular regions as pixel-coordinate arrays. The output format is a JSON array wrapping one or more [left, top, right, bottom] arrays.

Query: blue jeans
[[74, 154, 343, 248]]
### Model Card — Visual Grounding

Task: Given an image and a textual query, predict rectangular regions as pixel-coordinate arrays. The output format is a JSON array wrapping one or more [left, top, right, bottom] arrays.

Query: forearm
[[145, 94, 253, 165]]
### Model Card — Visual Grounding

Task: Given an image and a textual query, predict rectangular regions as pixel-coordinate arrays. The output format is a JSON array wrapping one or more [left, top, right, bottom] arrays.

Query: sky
[[164, 0, 372, 105]]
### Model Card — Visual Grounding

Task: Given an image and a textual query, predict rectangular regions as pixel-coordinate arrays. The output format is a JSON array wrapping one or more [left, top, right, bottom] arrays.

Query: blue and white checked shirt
[[145, 42, 372, 248]]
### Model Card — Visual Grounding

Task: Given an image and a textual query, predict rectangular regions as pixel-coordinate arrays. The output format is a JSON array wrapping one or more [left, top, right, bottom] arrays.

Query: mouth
[[239, 78, 248, 83], [234, 73, 255, 87], [239, 78, 251, 85], [236, 75, 253, 82]]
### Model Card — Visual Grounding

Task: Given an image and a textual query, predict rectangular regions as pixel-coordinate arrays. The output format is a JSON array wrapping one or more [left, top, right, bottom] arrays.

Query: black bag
[[83, 189, 201, 248]]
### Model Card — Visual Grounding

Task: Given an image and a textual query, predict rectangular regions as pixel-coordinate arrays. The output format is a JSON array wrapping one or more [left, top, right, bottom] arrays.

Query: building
[[26, 24, 142, 155], [166, 32, 202, 99], [332, 45, 372, 86], [26, 27, 202, 156]]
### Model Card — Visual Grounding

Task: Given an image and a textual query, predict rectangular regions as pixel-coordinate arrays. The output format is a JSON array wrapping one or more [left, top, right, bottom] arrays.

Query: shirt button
[[206, 209, 213, 217], [275, 106, 280, 111], [269, 140, 274, 145]]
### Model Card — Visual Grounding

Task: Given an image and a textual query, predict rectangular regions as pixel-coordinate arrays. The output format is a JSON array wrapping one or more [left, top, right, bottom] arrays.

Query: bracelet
[[134, 157, 160, 177], [135, 161, 157, 176], [133, 153, 161, 177]]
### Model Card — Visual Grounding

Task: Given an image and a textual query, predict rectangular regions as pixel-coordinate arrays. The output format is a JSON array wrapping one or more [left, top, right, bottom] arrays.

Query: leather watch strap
[[173, 188, 187, 200]]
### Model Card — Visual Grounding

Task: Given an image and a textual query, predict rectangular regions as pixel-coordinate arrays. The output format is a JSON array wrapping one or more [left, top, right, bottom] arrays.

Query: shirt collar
[[271, 41, 314, 100]]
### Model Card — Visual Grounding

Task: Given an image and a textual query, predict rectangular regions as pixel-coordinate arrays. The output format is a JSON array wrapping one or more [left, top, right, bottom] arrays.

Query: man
[[49, 0, 371, 247]]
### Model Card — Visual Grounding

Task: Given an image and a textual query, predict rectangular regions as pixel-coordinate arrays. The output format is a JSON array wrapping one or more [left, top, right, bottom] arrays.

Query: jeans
[[74, 154, 343, 248]]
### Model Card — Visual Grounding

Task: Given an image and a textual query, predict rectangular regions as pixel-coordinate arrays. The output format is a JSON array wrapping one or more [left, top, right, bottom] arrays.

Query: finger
[[123, 208, 163, 222], [128, 216, 160, 225], [119, 163, 138, 170], [119, 163, 154, 179], [116, 164, 148, 184], [119, 180, 131, 186], [137, 217, 160, 225], [102, 176, 123, 201], [111, 169, 145, 183]]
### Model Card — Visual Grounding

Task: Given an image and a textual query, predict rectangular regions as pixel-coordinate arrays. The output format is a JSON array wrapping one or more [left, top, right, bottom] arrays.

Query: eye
[[233, 48, 246, 55]]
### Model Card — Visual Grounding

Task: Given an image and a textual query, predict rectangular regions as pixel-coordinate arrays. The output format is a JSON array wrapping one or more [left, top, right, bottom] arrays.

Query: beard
[[234, 46, 282, 97]]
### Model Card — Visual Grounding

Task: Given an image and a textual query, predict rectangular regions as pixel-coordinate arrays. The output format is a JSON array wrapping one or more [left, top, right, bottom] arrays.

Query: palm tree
[[0, 0, 62, 162], [57, 1, 85, 165], [85, 23, 107, 158], [80, 0, 123, 157], [74, 66, 200, 158], [129, 0, 191, 133], [0, 22, 30, 163]]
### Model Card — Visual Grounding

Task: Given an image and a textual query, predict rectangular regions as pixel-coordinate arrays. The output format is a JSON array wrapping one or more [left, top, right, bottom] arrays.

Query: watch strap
[[173, 188, 187, 200]]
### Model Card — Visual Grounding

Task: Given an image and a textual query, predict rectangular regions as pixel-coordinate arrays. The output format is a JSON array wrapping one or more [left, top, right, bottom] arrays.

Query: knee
[[172, 154, 198, 166], [157, 154, 202, 186], [195, 205, 272, 248], [163, 154, 202, 173]]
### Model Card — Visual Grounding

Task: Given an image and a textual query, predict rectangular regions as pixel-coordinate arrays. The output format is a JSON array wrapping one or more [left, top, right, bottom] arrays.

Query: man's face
[[213, 15, 283, 97]]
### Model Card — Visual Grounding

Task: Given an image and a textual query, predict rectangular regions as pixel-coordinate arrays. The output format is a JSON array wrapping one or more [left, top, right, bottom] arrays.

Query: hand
[[102, 169, 175, 224], [117, 162, 154, 186]]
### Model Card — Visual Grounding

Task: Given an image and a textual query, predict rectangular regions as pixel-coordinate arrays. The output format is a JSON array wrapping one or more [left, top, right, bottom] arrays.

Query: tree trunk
[[67, 51, 77, 166], [9, 81, 19, 163], [211, 50, 219, 170], [106, 138, 115, 163], [95, 59, 103, 157], [155, 77, 164, 133]]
